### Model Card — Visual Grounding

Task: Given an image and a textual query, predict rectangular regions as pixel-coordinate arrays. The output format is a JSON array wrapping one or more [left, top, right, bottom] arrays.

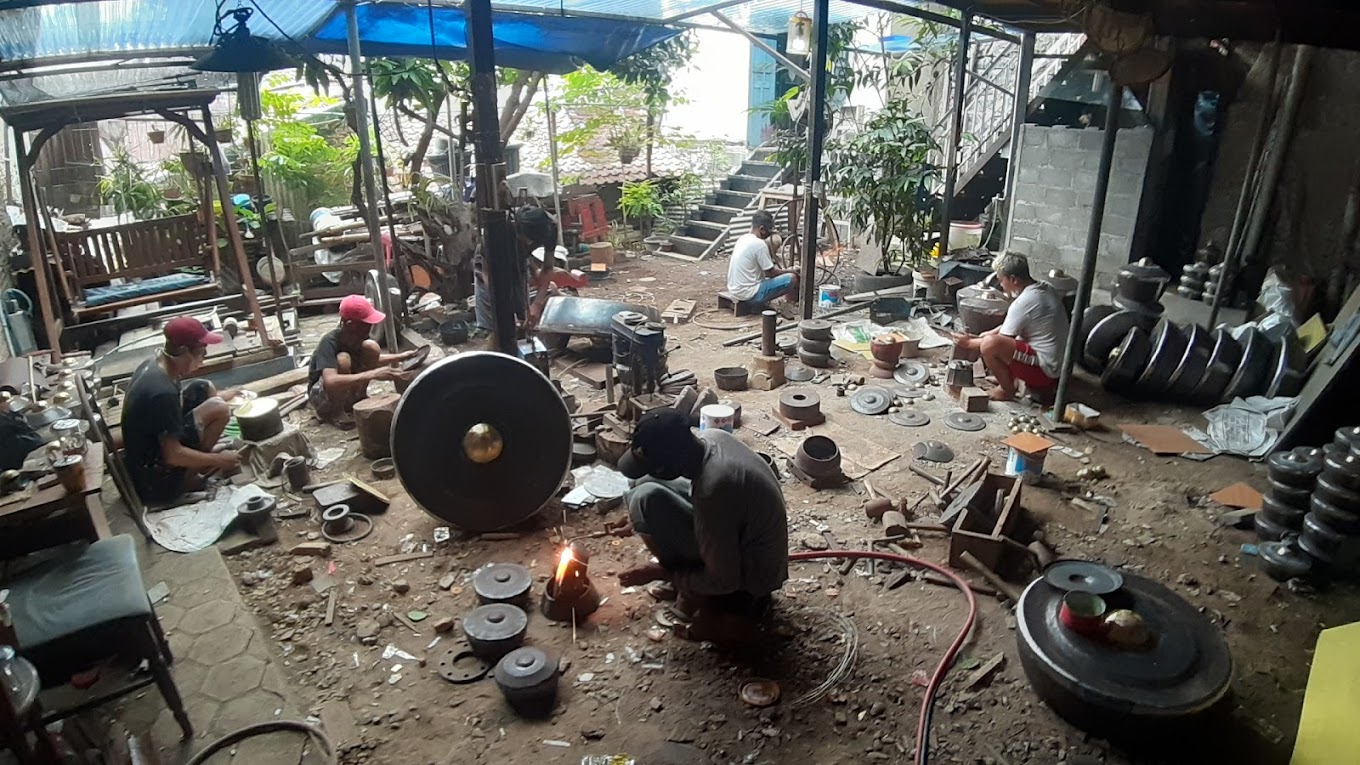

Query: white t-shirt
[[999, 282, 1070, 378], [727, 233, 773, 301]]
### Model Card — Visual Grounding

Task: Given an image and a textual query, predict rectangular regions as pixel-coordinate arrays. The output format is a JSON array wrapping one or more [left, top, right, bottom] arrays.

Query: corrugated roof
[[489, 0, 870, 34]]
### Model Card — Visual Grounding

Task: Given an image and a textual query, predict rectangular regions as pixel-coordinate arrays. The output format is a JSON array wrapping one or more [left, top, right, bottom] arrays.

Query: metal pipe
[[466, 0, 520, 356], [799, 0, 831, 317], [366, 64, 411, 301], [760, 310, 777, 356], [1002, 32, 1035, 249], [345, 1, 398, 351], [1207, 42, 1294, 327], [937, 12, 973, 260], [710, 11, 810, 83], [544, 83, 565, 248], [1052, 79, 1122, 423]]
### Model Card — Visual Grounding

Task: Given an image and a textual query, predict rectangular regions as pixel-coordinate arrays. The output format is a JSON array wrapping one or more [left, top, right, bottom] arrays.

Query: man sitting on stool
[[726, 210, 799, 309], [616, 408, 789, 643], [953, 251, 1069, 401], [122, 317, 241, 504], [308, 295, 416, 423]]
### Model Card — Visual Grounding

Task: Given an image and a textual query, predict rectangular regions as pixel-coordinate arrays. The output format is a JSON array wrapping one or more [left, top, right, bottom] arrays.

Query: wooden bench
[[718, 290, 757, 317], [53, 213, 219, 321]]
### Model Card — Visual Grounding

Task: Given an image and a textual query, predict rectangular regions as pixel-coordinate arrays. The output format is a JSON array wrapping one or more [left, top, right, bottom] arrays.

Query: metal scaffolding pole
[[345, 1, 398, 350], [466, 0, 520, 356], [1002, 31, 1035, 249], [1052, 79, 1122, 423], [937, 12, 973, 259], [799, 0, 831, 317]]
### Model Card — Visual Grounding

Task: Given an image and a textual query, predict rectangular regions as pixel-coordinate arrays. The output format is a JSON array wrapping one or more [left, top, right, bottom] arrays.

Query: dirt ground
[[222, 251, 1360, 765]]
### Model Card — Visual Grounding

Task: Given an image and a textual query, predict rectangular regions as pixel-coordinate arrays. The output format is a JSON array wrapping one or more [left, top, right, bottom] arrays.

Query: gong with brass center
[[392, 352, 572, 532]]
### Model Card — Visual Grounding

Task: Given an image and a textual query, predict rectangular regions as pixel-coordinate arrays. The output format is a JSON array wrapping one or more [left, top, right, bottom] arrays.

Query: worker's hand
[[370, 366, 406, 382], [618, 564, 668, 587], [213, 451, 242, 472], [526, 299, 546, 330], [605, 519, 634, 538]]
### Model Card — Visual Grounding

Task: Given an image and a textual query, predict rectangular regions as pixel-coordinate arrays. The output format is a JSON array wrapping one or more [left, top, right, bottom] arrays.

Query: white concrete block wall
[[1007, 124, 1153, 285]]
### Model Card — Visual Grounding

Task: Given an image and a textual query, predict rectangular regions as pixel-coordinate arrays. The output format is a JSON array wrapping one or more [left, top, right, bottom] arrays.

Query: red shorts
[[1008, 340, 1056, 390]]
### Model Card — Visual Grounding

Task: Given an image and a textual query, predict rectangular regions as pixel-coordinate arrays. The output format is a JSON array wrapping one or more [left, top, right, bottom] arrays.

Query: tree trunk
[[645, 107, 655, 178], [499, 72, 544, 145]]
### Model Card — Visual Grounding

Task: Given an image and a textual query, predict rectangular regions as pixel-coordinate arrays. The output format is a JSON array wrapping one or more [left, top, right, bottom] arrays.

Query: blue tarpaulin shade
[[305, 4, 681, 74]]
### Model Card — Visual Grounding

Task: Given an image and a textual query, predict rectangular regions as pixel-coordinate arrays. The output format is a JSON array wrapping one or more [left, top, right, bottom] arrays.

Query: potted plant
[[619, 179, 666, 242], [826, 99, 941, 294], [214, 126, 234, 143], [147, 128, 166, 144], [98, 147, 165, 221], [607, 124, 644, 165]]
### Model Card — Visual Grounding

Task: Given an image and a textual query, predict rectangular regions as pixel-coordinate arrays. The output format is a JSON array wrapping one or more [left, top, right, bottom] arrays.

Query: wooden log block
[[881, 510, 909, 537], [750, 354, 785, 390], [961, 387, 989, 413], [354, 393, 400, 459]]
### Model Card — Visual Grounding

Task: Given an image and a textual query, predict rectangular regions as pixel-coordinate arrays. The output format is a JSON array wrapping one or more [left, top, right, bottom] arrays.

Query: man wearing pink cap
[[308, 295, 417, 423], [122, 316, 242, 503]]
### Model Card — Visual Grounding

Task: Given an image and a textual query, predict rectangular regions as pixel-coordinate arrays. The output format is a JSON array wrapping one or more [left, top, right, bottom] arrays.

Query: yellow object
[[463, 422, 504, 464], [1290, 620, 1360, 764], [1297, 314, 1328, 354]]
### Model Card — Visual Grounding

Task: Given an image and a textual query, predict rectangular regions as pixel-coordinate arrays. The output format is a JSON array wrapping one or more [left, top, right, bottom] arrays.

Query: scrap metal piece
[[944, 412, 986, 432], [1194, 329, 1242, 404], [1166, 324, 1213, 400], [888, 410, 930, 427], [1221, 326, 1271, 402], [393, 352, 571, 532], [1100, 326, 1151, 395], [1083, 310, 1148, 374], [1042, 560, 1125, 595], [473, 563, 534, 605], [850, 387, 892, 416], [893, 360, 930, 386], [912, 440, 955, 463], [779, 390, 822, 421], [537, 296, 659, 337], [1134, 319, 1188, 397], [785, 366, 815, 383], [438, 648, 491, 684]]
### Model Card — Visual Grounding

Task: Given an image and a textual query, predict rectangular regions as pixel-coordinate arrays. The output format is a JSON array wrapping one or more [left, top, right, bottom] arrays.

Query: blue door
[[747, 43, 778, 148]]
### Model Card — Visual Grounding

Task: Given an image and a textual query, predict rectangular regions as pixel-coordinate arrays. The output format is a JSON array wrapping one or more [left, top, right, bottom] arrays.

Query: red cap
[[339, 295, 386, 325], [163, 316, 222, 349]]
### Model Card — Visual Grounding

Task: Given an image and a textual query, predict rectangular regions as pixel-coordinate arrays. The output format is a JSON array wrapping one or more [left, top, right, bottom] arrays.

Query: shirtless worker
[[122, 317, 241, 504], [308, 295, 417, 423], [726, 209, 799, 309], [615, 408, 789, 642], [953, 251, 1069, 401]]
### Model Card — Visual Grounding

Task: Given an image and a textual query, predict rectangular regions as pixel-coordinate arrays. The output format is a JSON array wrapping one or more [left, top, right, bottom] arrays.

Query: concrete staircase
[[662, 148, 782, 262]]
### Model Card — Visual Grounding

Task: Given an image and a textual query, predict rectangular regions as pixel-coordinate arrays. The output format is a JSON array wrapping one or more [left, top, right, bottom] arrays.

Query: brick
[[1017, 163, 1042, 183], [1040, 208, 1069, 226], [290, 541, 332, 557], [1047, 128, 1079, 148], [1102, 214, 1135, 238], [1038, 168, 1072, 189], [1013, 201, 1042, 222], [1022, 127, 1045, 148], [1073, 172, 1098, 193], [1009, 222, 1041, 240], [1079, 129, 1106, 152], [1045, 188, 1077, 208]]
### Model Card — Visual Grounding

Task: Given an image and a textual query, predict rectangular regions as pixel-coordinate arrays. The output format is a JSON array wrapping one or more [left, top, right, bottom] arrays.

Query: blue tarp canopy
[[305, 4, 680, 75]]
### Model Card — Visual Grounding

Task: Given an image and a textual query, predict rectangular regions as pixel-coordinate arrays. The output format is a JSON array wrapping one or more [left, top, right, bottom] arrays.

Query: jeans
[[750, 273, 795, 304]]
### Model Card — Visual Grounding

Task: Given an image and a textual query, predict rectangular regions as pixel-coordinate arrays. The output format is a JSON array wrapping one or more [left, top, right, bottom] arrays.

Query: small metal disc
[[786, 366, 815, 382], [473, 563, 534, 605], [739, 679, 782, 708], [889, 410, 930, 427], [944, 412, 986, 432], [1043, 560, 1124, 595], [850, 387, 892, 416], [438, 648, 491, 684], [912, 440, 955, 463], [894, 360, 930, 386]]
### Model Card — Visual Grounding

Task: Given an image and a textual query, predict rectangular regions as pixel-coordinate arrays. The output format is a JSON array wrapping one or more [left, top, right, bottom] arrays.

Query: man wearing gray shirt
[[954, 251, 1069, 401], [616, 408, 789, 642]]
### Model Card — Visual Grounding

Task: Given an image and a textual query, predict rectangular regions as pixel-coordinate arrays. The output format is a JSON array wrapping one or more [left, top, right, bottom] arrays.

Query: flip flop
[[646, 581, 678, 602]]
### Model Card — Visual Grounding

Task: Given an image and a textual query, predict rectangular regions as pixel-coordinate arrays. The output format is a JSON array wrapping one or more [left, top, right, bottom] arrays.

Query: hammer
[[863, 481, 896, 520]]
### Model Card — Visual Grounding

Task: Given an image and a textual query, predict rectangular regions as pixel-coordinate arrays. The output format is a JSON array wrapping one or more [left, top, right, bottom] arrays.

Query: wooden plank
[[324, 587, 338, 626], [374, 551, 434, 567], [243, 365, 309, 395]]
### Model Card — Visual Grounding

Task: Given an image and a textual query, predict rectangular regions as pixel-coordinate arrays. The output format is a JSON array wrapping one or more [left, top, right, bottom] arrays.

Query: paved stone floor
[[105, 514, 327, 764]]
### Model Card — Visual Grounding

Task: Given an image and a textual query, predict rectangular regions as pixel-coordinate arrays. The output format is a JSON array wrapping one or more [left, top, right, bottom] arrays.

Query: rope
[[184, 721, 335, 765]]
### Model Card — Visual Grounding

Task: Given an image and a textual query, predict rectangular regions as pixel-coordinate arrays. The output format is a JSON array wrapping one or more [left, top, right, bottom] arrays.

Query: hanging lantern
[[787, 11, 813, 58]]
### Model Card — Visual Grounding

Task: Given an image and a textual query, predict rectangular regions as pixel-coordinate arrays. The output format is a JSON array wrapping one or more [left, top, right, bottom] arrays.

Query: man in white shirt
[[954, 251, 1069, 401], [725, 210, 799, 307]]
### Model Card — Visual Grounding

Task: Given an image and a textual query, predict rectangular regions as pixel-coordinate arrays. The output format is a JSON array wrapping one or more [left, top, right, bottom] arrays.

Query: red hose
[[788, 550, 979, 765]]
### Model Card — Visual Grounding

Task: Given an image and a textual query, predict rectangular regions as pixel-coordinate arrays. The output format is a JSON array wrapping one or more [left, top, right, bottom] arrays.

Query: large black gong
[[1015, 571, 1232, 740], [392, 352, 572, 532]]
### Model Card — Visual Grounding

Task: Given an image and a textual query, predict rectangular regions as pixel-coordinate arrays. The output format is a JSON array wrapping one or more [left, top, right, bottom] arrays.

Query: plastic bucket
[[1005, 445, 1048, 484], [698, 404, 735, 433], [818, 284, 841, 308]]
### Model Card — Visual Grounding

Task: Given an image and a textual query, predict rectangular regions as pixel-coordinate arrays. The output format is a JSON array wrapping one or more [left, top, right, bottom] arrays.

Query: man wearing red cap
[[122, 316, 242, 503], [307, 295, 416, 423]]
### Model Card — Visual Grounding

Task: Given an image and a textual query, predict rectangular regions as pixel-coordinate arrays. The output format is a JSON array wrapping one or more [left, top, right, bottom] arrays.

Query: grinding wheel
[[1165, 324, 1213, 401], [1221, 327, 1270, 402], [392, 352, 571, 532], [850, 387, 892, 416], [1134, 319, 1188, 398], [1015, 573, 1232, 739]]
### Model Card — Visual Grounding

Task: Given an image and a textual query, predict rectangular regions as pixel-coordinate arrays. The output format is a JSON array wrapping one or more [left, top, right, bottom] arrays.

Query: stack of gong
[[1259, 447, 1323, 540], [798, 319, 834, 368], [460, 563, 564, 717], [1177, 262, 1209, 301], [1082, 316, 1304, 404], [1299, 430, 1360, 574]]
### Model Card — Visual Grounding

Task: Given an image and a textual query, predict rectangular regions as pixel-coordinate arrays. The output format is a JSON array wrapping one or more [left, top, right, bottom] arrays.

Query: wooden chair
[[52, 214, 220, 322]]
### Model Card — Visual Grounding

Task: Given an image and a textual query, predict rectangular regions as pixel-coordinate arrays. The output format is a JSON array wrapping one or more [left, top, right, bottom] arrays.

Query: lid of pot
[[462, 603, 528, 644], [494, 646, 559, 689], [1042, 269, 1079, 294], [50, 418, 83, 434], [1118, 257, 1169, 283]]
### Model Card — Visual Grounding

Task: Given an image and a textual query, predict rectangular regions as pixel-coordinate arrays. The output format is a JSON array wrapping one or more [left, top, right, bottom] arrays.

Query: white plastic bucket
[[699, 404, 735, 433], [818, 284, 841, 308], [948, 221, 984, 251]]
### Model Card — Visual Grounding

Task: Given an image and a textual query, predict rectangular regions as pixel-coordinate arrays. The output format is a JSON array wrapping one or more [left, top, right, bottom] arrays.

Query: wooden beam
[[13, 127, 62, 361]]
